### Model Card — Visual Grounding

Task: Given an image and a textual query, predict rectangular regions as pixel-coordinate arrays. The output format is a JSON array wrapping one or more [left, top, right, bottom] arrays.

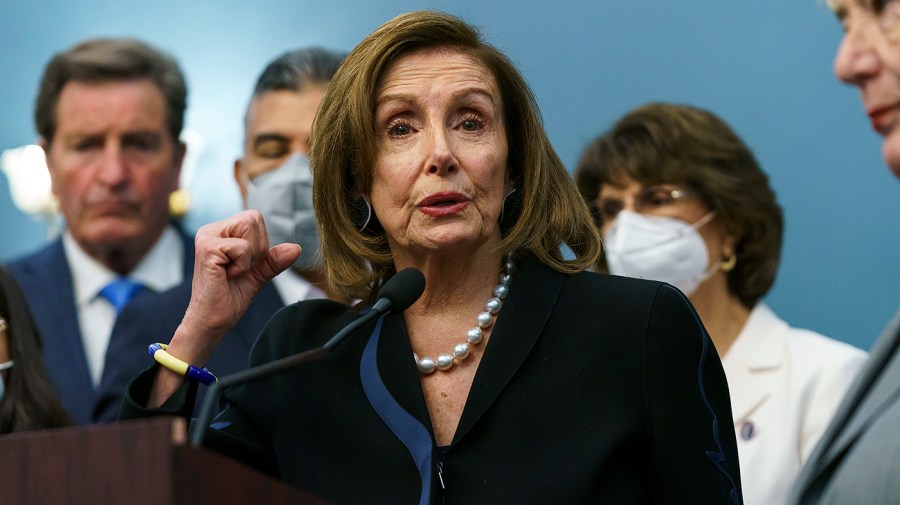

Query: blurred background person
[[791, 1, 900, 503], [6, 38, 192, 425], [575, 102, 867, 505], [0, 266, 70, 433], [121, 12, 741, 504], [94, 46, 346, 422]]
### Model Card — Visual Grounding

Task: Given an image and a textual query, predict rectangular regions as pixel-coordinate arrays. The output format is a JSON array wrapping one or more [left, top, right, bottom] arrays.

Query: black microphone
[[189, 267, 425, 447]]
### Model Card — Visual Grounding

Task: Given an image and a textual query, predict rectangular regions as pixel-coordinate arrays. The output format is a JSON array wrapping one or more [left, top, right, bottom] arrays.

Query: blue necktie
[[99, 278, 146, 313]]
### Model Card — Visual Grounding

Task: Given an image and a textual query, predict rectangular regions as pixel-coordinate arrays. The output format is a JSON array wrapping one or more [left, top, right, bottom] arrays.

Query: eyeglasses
[[593, 185, 696, 223]]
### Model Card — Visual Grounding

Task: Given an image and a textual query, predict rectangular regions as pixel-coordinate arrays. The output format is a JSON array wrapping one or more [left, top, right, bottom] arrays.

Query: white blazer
[[721, 303, 867, 505]]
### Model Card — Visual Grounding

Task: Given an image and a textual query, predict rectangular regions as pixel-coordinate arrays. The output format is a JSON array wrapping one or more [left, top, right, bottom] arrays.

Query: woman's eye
[[877, 0, 900, 31], [460, 116, 484, 132], [387, 121, 412, 136], [640, 189, 676, 208], [645, 195, 672, 207], [598, 199, 623, 220]]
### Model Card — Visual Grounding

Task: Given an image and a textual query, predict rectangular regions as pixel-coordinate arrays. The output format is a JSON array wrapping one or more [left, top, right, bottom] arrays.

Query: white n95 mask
[[244, 153, 320, 270], [603, 210, 718, 296]]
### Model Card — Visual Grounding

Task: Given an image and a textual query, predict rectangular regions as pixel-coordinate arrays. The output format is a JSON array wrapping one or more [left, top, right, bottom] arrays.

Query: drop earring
[[352, 196, 382, 235], [499, 188, 521, 233], [721, 253, 737, 273]]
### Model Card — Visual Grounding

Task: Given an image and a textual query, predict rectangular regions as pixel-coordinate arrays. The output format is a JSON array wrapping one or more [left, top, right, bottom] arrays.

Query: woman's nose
[[834, 22, 881, 85], [425, 128, 457, 175]]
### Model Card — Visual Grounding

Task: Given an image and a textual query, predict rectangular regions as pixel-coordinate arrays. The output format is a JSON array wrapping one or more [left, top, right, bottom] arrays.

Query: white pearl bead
[[412, 258, 515, 375], [477, 311, 493, 328], [436, 354, 454, 370], [417, 356, 437, 374]]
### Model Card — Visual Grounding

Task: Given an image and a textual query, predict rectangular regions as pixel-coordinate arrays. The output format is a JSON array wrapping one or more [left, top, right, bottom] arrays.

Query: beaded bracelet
[[148, 343, 217, 385]]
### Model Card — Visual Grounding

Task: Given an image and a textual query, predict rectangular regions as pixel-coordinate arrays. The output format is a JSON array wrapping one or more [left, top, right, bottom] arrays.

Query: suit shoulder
[[564, 270, 684, 311], [788, 327, 868, 363], [6, 240, 63, 275]]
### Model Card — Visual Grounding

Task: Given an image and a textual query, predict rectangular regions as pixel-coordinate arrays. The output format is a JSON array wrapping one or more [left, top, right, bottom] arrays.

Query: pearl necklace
[[414, 259, 515, 374]]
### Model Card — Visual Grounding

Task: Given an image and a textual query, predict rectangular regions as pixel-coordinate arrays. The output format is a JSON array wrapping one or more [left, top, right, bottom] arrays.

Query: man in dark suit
[[93, 47, 347, 422], [6, 38, 192, 424], [790, 1, 900, 503]]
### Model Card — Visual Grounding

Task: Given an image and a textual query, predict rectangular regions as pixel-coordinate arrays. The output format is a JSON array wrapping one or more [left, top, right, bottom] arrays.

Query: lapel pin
[[740, 421, 755, 441]]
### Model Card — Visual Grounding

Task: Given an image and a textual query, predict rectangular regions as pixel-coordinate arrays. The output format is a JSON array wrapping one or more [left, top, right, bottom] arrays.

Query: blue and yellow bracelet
[[148, 343, 217, 385]]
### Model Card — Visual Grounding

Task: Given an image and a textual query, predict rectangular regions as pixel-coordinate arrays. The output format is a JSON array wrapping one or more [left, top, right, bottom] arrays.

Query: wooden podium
[[0, 417, 329, 505]]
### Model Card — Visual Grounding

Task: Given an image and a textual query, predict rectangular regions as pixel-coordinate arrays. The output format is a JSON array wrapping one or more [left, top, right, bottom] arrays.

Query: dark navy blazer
[[122, 258, 743, 504], [6, 228, 194, 424]]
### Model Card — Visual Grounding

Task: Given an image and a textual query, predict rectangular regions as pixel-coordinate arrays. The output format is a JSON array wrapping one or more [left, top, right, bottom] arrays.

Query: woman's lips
[[418, 191, 469, 217], [869, 105, 898, 134]]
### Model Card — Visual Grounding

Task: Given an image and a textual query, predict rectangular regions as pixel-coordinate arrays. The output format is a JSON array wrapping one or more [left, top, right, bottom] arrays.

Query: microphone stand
[[189, 306, 385, 447], [189, 267, 425, 447]]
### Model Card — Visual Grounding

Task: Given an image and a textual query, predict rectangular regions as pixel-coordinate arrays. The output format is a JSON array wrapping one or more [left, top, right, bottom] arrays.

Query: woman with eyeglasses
[[0, 266, 69, 433], [575, 102, 868, 505]]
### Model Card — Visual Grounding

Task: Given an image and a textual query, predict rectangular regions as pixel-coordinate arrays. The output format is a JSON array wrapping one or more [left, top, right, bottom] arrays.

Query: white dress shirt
[[271, 268, 327, 304], [63, 226, 184, 386]]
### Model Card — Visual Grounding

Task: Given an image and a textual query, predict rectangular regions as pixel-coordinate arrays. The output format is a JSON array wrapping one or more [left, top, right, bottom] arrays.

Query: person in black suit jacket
[[7, 38, 191, 424], [94, 47, 346, 423], [120, 11, 743, 504], [789, 1, 900, 503]]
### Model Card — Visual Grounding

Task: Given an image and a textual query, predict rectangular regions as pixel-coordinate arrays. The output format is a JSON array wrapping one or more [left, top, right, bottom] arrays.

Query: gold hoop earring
[[720, 254, 737, 273]]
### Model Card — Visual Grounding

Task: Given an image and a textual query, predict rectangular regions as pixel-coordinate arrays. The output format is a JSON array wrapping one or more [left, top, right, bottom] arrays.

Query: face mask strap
[[692, 257, 722, 288], [688, 210, 717, 234]]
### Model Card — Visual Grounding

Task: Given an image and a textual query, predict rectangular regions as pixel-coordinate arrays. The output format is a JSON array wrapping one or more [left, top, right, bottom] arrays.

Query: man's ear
[[38, 137, 60, 197]]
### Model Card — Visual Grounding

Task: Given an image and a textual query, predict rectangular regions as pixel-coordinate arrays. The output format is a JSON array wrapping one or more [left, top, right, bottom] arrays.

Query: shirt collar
[[63, 225, 184, 305], [271, 268, 326, 303]]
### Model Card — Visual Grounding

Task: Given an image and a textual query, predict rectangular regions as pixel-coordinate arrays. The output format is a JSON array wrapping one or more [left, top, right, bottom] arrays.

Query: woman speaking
[[122, 12, 742, 504]]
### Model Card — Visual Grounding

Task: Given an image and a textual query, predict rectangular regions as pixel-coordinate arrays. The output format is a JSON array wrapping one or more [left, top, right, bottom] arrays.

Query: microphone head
[[378, 268, 426, 312]]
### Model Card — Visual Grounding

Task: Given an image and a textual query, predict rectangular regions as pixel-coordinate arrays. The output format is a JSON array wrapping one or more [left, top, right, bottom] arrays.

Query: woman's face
[[597, 177, 733, 263], [369, 47, 509, 259], [833, 0, 900, 177]]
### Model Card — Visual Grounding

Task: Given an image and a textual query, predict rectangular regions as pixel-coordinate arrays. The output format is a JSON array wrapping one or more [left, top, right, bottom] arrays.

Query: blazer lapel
[[369, 260, 572, 444], [797, 308, 900, 496], [819, 310, 900, 464], [453, 257, 563, 443], [17, 241, 96, 423], [723, 304, 787, 423]]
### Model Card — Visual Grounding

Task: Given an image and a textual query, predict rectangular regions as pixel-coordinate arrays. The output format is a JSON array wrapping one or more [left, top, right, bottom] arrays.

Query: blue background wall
[[1, 1, 897, 350]]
